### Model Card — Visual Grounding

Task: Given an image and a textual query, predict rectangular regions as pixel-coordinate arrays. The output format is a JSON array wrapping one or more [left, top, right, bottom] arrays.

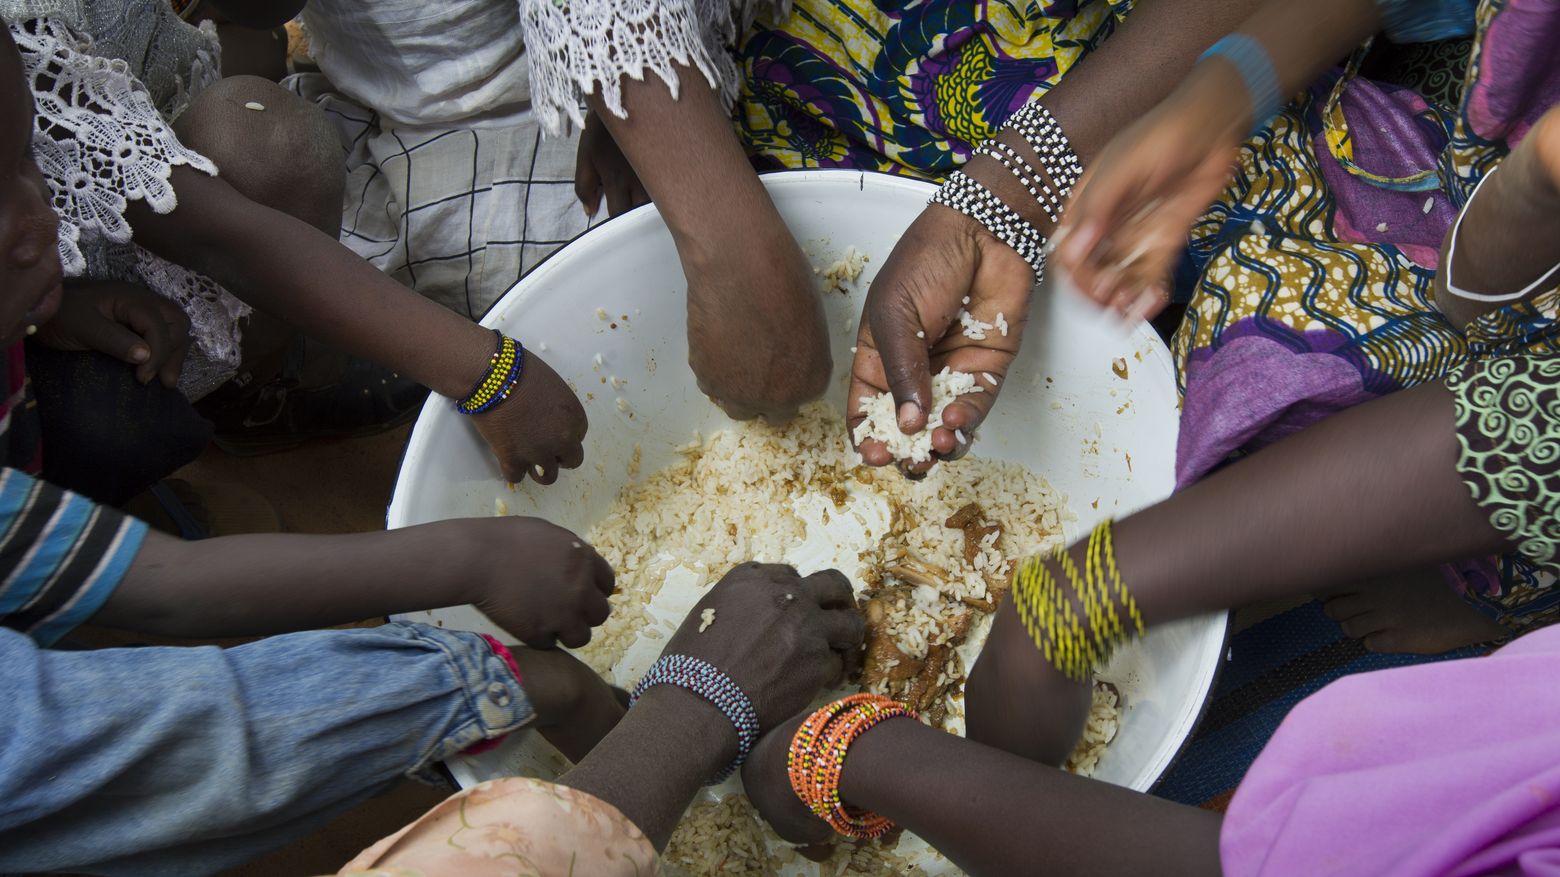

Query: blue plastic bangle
[[631, 654, 760, 784], [1199, 34, 1283, 136]]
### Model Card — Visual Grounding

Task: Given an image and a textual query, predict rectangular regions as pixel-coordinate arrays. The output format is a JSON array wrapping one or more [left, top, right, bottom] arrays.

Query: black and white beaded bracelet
[[1004, 102, 1084, 193], [929, 170, 1047, 277], [974, 140, 1066, 225]]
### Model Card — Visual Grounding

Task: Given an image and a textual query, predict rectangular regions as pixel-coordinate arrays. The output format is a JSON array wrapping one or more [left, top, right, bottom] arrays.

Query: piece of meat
[[945, 502, 982, 530], [906, 643, 952, 713], [859, 597, 924, 688], [945, 502, 1005, 567]]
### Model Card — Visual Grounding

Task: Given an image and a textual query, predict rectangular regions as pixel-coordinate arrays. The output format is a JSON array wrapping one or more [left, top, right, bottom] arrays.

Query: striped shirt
[[0, 344, 146, 644], [0, 468, 147, 644]]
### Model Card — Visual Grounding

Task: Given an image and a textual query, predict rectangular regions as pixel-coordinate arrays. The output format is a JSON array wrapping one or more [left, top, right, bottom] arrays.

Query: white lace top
[[2, 3, 245, 400], [302, 0, 786, 135]]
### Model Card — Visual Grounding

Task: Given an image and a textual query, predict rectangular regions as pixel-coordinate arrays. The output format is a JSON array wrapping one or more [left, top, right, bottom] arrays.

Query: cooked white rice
[[849, 370, 982, 466], [584, 403, 1120, 875]]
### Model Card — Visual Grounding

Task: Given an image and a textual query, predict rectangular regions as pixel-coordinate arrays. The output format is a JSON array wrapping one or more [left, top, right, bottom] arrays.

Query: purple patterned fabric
[[1177, 320, 1391, 486]]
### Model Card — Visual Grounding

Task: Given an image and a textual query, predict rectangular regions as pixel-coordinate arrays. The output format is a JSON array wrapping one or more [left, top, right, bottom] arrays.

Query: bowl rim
[[384, 167, 1229, 797]]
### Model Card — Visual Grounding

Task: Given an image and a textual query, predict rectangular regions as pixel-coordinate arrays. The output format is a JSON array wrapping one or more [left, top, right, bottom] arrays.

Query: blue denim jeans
[[0, 622, 533, 875]]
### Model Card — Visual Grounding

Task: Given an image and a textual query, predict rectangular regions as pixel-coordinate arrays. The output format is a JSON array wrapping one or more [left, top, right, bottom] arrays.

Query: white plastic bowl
[[388, 170, 1225, 867]]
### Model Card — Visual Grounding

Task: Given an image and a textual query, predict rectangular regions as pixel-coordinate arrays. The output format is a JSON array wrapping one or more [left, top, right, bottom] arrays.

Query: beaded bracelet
[[787, 695, 916, 839], [1198, 34, 1282, 136], [931, 100, 1083, 282], [930, 171, 1048, 277], [1004, 102, 1084, 193], [631, 654, 760, 784], [1012, 519, 1144, 681], [456, 330, 524, 416]]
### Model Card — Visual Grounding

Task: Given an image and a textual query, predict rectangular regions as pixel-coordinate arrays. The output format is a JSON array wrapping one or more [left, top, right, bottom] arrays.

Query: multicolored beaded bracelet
[[463, 634, 527, 756], [456, 331, 524, 416], [631, 654, 760, 784], [788, 694, 917, 840]]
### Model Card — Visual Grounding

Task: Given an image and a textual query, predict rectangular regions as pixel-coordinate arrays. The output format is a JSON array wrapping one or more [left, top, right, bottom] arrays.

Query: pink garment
[[1222, 625, 1560, 877]]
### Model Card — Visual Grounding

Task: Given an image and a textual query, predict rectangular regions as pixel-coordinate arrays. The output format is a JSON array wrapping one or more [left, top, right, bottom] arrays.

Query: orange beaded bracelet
[[787, 694, 916, 840]]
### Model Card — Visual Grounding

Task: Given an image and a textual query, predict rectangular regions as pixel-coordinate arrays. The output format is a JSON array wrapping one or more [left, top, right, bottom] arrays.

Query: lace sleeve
[[12, 17, 216, 276], [519, 0, 788, 136]]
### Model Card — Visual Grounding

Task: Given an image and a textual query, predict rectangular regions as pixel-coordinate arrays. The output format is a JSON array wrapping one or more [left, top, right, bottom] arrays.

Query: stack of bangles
[[630, 654, 761, 784], [929, 101, 1082, 280], [1012, 519, 1145, 682], [787, 694, 917, 839], [930, 32, 1280, 279], [455, 330, 524, 416]]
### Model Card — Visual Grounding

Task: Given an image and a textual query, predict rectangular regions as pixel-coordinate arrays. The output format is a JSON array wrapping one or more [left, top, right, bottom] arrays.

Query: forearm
[[971, 376, 1504, 760], [1437, 112, 1560, 327], [589, 66, 776, 263], [557, 685, 738, 849], [1121, 379, 1503, 623], [977, 0, 1379, 231], [127, 167, 493, 400], [840, 719, 1222, 877], [93, 522, 481, 638]]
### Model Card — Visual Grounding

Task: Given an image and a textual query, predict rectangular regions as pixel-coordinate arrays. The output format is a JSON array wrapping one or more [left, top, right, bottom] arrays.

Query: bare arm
[[1436, 108, 1560, 328], [841, 718, 1222, 877], [92, 517, 615, 649], [125, 166, 588, 484], [127, 168, 491, 401], [969, 378, 1508, 759]]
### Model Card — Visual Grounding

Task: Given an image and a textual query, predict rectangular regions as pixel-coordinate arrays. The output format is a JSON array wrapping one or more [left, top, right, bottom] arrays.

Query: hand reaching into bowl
[[664, 563, 866, 727], [555, 562, 866, 849], [578, 62, 832, 423], [464, 517, 614, 650], [847, 202, 1033, 474], [685, 229, 833, 422], [473, 350, 588, 485], [1051, 81, 1244, 321]]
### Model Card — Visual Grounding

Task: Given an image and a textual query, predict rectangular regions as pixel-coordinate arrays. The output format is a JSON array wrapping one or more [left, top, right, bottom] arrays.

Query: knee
[[175, 76, 344, 236]]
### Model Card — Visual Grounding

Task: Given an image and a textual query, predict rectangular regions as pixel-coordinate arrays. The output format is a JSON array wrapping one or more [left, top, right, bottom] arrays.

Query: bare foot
[[1322, 566, 1504, 654]]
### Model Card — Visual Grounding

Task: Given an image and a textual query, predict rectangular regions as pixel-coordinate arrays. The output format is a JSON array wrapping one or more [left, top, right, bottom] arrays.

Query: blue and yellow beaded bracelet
[[456, 331, 524, 416]]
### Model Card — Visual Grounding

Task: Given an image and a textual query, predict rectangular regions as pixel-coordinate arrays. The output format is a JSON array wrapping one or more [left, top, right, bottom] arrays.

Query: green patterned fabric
[[1449, 355, 1560, 573]]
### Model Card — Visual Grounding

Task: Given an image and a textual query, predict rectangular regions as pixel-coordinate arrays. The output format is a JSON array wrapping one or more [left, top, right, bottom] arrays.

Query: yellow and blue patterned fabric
[[734, 0, 1133, 178]]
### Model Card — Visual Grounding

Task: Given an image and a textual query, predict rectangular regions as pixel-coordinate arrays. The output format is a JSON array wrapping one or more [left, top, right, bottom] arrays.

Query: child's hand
[[662, 563, 865, 729], [847, 204, 1032, 474], [684, 227, 832, 422], [472, 350, 588, 485], [465, 517, 614, 649], [1054, 76, 1245, 319], [35, 280, 191, 388], [575, 110, 650, 218]]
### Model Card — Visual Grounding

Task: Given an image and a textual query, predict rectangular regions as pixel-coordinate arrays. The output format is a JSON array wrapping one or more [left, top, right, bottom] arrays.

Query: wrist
[[632, 685, 741, 768], [1174, 62, 1257, 146], [836, 715, 923, 810], [963, 149, 1057, 235]]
